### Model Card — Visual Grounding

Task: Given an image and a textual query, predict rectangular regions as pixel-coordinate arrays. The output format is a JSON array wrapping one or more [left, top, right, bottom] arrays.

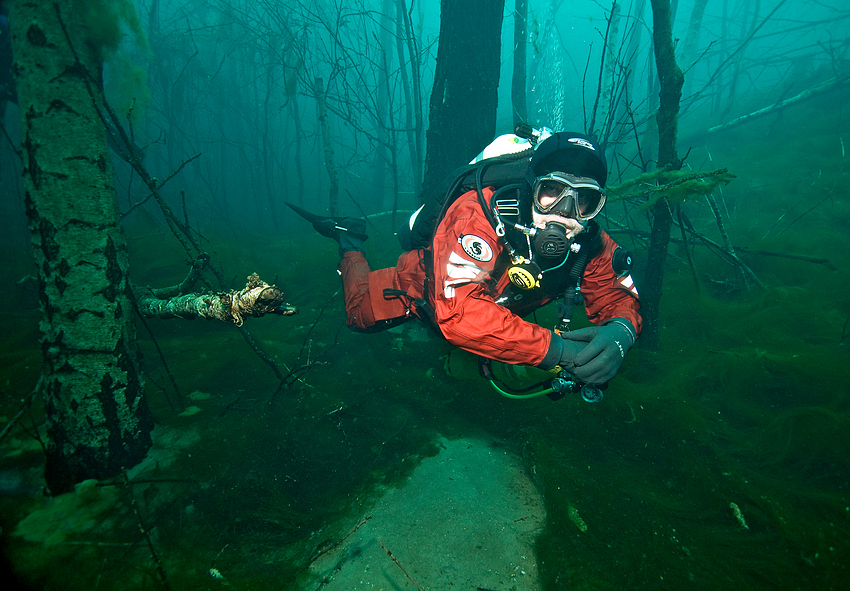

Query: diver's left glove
[[560, 318, 637, 384]]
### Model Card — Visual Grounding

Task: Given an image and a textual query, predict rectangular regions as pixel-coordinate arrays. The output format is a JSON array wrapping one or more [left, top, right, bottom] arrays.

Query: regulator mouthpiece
[[532, 222, 571, 259]]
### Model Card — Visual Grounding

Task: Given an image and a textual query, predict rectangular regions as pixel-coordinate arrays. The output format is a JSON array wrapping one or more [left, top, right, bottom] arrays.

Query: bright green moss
[[79, 0, 146, 54]]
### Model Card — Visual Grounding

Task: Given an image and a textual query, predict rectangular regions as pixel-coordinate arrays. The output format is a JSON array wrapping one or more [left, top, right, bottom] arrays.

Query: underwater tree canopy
[[0, 0, 849, 590]]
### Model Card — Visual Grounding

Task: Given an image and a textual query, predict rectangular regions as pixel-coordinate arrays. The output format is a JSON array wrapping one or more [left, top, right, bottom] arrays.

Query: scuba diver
[[288, 127, 641, 397]]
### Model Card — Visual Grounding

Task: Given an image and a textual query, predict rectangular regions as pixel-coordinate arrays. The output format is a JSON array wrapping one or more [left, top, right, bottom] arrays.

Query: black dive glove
[[561, 319, 637, 384], [555, 337, 586, 371]]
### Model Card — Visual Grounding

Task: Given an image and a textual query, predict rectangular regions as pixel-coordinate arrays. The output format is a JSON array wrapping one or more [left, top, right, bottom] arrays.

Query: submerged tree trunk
[[421, 0, 505, 199], [679, 0, 709, 99], [315, 77, 339, 215], [707, 75, 850, 134], [642, 0, 685, 351], [594, 0, 622, 144], [396, 0, 423, 200], [511, 0, 528, 125], [11, 1, 153, 493]]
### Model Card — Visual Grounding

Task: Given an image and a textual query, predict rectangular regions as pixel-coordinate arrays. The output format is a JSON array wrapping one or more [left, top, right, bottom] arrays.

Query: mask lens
[[575, 187, 604, 220], [532, 173, 605, 221], [534, 180, 570, 213]]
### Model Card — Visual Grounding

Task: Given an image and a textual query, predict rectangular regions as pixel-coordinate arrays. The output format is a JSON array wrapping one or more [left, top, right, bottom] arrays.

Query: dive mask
[[532, 172, 606, 221]]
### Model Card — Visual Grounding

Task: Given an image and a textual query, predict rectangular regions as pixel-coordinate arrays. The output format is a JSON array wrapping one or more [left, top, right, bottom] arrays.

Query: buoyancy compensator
[[397, 124, 554, 251]]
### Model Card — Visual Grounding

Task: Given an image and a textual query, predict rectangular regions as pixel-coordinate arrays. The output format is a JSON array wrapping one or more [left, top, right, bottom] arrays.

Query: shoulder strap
[[400, 154, 532, 250]]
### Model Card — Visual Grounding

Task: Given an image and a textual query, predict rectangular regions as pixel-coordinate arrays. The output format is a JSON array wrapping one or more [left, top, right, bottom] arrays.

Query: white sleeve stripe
[[620, 274, 639, 296], [443, 251, 487, 298], [446, 250, 484, 280]]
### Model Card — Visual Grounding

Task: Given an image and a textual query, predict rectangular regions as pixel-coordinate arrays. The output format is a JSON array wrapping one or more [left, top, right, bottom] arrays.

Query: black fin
[[286, 202, 368, 241]]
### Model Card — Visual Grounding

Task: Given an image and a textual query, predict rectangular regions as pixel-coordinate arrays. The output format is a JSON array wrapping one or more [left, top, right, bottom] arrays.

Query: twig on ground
[[737, 248, 836, 270], [0, 377, 42, 448], [775, 191, 834, 238], [378, 536, 424, 591], [133, 311, 183, 411], [121, 470, 170, 590], [268, 290, 341, 405], [293, 515, 373, 582], [676, 204, 701, 293]]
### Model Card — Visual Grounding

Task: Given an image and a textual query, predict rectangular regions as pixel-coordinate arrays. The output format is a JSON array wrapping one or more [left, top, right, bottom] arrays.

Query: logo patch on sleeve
[[459, 234, 493, 262]]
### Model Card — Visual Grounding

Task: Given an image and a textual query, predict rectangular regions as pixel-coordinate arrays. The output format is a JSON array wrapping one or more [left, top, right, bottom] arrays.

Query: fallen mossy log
[[134, 273, 297, 326]]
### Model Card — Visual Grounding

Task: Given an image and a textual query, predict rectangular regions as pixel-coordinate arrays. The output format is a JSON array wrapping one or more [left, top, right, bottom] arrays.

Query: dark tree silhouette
[[641, 0, 685, 351], [422, 0, 505, 199], [511, 0, 528, 125]]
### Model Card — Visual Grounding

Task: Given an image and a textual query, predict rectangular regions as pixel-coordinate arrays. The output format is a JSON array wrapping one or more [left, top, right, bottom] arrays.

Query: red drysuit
[[338, 187, 641, 369]]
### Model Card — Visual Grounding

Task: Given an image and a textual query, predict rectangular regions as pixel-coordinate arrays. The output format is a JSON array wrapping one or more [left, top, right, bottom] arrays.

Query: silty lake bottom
[[1, 95, 849, 590]]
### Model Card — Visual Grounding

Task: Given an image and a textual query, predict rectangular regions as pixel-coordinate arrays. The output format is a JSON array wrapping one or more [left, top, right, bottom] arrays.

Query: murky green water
[[2, 101, 849, 590]]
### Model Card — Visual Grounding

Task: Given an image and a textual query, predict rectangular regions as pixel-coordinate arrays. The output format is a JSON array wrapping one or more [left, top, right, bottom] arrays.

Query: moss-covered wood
[[134, 273, 297, 326], [12, 0, 153, 493]]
